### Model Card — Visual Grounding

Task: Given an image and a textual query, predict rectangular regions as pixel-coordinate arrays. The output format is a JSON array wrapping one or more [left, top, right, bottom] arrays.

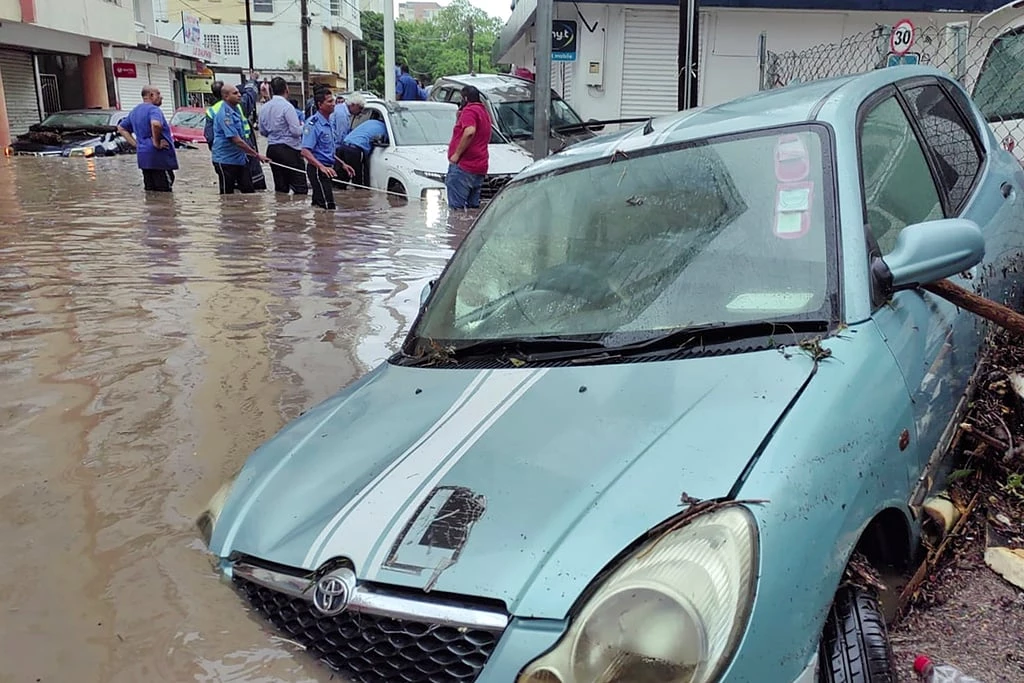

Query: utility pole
[[244, 0, 255, 72], [467, 19, 475, 74], [384, 0, 396, 100], [301, 0, 310, 105], [533, 0, 552, 160], [677, 0, 699, 110]]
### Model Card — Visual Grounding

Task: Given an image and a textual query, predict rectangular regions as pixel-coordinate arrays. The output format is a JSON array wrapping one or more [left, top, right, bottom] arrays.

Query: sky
[[397, 0, 514, 22]]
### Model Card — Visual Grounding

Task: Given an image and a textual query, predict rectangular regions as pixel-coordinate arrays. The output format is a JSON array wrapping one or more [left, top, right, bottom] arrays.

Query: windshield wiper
[[398, 336, 606, 366], [522, 320, 830, 364]]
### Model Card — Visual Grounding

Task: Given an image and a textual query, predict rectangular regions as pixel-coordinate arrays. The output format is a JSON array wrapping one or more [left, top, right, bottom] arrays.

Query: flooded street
[[0, 149, 470, 682]]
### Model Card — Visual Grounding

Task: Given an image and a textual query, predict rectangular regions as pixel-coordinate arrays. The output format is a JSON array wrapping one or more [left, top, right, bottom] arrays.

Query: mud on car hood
[[210, 352, 814, 619]]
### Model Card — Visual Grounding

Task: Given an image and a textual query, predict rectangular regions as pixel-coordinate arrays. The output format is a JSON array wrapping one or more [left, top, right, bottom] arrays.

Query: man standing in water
[[445, 85, 491, 209], [117, 85, 178, 192], [301, 89, 355, 210], [212, 84, 268, 194], [259, 77, 307, 195]]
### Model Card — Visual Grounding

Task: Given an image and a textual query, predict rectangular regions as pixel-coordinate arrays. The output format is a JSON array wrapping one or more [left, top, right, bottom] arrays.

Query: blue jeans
[[445, 163, 485, 209]]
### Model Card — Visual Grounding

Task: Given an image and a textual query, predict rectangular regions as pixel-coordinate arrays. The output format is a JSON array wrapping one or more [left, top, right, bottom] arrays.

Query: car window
[[38, 112, 116, 128], [171, 111, 205, 128], [973, 29, 1024, 123], [390, 107, 456, 145], [901, 83, 982, 213], [859, 96, 943, 255], [414, 126, 835, 343], [447, 88, 463, 105]]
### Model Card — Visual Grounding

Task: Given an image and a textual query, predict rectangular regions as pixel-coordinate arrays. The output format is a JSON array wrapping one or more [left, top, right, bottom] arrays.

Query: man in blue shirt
[[396, 64, 424, 101], [301, 89, 356, 210], [259, 76, 307, 195], [338, 117, 388, 189], [212, 83, 268, 194], [116, 85, 178, 192]]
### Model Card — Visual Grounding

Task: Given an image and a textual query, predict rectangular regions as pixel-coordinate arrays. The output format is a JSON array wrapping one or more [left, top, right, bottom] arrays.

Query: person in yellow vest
[[204, 81, 267, 190]]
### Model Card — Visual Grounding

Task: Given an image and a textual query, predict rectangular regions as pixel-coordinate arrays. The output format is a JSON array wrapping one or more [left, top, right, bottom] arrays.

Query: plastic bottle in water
[[914, 655, 983, 682]]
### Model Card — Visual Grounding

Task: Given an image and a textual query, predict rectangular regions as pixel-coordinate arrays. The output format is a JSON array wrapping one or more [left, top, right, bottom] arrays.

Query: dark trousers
[[214, 162, 254, 194], [266, 144, 308, 195], [339, 144, 368, 188], [142, 168, 174, 192], [306, 164, 336, 209]]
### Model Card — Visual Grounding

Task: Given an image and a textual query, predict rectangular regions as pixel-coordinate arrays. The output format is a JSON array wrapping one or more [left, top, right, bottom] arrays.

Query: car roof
[[518, 65, 951, 180], [364, 98, 457, 113], [435, 73, 536, 100], [48, 109, 123, 115], [174, 106, 205, 112]]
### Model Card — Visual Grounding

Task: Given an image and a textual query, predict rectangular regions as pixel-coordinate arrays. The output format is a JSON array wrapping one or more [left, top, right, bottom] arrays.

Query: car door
[[366, 103, 394, 191], [863, 78, 1020, 491]]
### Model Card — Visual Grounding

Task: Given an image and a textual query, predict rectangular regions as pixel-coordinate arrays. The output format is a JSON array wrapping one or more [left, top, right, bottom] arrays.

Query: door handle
[[1001, 181, 1014, 198]]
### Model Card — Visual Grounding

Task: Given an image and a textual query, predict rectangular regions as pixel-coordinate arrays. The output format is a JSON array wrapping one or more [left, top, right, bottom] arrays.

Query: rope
[[264, 157, 428, 201]]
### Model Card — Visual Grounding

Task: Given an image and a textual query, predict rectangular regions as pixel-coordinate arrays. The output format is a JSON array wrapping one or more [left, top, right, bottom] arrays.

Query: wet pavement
[[0, 149, 473, 682]]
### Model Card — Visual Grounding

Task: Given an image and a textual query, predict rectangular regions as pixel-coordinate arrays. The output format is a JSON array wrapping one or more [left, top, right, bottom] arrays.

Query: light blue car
[[199, 65, 1024, 683]]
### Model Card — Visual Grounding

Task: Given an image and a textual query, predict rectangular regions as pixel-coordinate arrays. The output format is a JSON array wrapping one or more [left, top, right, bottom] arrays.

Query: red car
[[170, 106, 206, 146]]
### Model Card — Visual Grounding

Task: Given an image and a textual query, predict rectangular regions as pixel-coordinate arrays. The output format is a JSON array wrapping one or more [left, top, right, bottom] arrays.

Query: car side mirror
[[586, 118, 605, 132], [881, 218, 984, 291], [420, 279, 436, 307]]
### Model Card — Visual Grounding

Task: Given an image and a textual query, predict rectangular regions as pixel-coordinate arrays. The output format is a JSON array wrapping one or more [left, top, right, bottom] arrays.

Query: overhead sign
[[890, 19, 915, 56], [183, 13, 202, 46], [112, 62, 137, 78], [552, 19, 577, 62]]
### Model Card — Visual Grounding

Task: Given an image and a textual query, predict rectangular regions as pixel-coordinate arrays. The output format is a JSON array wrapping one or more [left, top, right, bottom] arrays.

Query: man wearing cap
[[445, 85, 491, 209], [301, 88, 356, 210]]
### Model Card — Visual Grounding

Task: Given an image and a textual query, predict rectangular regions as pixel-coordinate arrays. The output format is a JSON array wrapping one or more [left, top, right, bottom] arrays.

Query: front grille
[[234, 576, 501, 683], [481, 174, 511, 200]]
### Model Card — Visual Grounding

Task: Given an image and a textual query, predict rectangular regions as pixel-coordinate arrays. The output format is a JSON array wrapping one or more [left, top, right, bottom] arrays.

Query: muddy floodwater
[[0, 150, 473, 682]]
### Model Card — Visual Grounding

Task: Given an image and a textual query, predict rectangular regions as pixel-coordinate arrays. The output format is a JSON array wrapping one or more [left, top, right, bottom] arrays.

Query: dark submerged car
[[7, 109, 132, 158]]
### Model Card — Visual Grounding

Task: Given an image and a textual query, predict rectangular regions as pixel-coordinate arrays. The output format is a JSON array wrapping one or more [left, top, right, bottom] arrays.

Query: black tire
[[387, 179, 407, 198], [818, 586, 896, 683]]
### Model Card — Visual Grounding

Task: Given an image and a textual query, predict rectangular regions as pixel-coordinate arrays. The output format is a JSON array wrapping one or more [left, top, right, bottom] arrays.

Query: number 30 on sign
[[890, 19, 915, 56]]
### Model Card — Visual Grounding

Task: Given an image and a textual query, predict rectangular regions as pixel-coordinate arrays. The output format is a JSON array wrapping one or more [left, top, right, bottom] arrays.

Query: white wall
[[534, 5, 988, 123], [33, 0, 137, 45]]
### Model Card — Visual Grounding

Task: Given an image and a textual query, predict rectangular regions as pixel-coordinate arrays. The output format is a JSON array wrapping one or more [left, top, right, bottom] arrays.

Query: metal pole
[[533, 0, 553, 160], [301, 0, 310, 104], [384, 0, 396, 100], [348, 39, 355, 90], [244, 0, 255, 72], [677, 0, 699, 109]]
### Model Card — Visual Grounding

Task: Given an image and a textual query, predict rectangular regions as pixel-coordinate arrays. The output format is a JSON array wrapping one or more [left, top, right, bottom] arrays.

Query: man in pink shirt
[[446, 85, 492, 209]]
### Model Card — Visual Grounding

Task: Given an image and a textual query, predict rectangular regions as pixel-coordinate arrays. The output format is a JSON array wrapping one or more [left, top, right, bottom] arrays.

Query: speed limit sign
[[890, 19, 915, 56]]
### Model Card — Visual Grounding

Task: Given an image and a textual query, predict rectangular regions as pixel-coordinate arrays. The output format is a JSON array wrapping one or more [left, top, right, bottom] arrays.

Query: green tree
[[353, 1, 507, 96]]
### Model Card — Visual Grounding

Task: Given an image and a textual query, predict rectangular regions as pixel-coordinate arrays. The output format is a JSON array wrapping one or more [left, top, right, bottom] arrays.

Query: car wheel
[[818, 586, 896, 683], [387, 179, 407, 198]]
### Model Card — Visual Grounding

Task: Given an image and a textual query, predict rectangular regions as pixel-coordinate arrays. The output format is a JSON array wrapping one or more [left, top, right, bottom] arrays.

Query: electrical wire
[[266, 158, 427, 200]]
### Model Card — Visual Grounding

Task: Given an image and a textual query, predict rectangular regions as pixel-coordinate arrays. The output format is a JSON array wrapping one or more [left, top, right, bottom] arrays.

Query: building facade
[[499, 0, 1008, 123], [156, 0, 362, 96], [399, 1, 443, 22], [0, 0, 217, 147]]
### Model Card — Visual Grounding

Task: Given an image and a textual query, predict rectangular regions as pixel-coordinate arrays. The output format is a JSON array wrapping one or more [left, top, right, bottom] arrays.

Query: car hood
[[388, 143, 532, 176], [212, 352, 814, 618], [12, 132, 104, 150]]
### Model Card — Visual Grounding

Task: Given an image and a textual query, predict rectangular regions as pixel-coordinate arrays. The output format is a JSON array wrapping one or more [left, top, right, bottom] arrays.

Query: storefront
[[108, 47, 194, 118]]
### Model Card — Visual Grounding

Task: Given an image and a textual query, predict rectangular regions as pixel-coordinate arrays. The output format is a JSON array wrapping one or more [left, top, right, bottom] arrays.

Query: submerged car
[[7, 109, 131, 157], [358, 98, 533, 200], [200, 65, 1024, 683], [169, 106, 206, 145], [429, 73, 603, 156]]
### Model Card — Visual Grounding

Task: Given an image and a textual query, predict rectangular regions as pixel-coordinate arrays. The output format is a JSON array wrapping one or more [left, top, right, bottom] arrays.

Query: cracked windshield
[[2, 0, 1023, 682]]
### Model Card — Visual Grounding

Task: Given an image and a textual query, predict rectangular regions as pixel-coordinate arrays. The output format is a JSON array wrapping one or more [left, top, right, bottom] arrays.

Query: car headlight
[[66, 147, 96, 157], [414, 169, 446, 183], [196, 477, 236, 547], [517, 505, 758, 683]]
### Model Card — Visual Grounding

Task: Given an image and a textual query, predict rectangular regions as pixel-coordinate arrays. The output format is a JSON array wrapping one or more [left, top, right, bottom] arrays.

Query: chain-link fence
[[760, 23, 1024, 153]]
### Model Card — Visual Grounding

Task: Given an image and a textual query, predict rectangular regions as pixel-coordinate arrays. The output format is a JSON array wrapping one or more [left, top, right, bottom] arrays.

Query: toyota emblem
[[312, 567, 356, 616]]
